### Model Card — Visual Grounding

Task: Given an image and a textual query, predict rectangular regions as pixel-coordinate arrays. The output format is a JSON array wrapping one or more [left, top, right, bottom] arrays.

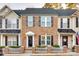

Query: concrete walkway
[[3, 52, 79, 56], [32, 52, 79, 56], [4, 53, 32, 56]]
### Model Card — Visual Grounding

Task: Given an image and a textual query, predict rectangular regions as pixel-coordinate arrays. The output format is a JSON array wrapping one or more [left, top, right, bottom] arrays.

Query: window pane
[[7, 19, 17, 28], [41, 36, 45, 46], [62, 18, 67, 28], [7, 36, 17, 46], [41, 16, 45, 27], [47, 36, 51, 45], [47, 16, 51, 27], [28, 16, 33, 27]]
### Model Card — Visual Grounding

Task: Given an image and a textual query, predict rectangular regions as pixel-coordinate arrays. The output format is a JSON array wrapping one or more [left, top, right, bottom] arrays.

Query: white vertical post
[[33, 35, 34, 47], [45, 17, 47, 27], [58, 34, 60, 46], [72, 35, 75, 46], [1, 34, 3, 46], [26, 35, 28, 48], [58, 18, 60, 28], [58, 34, 62, 48], [18, 34, 21, 46], [60, 35, 63, 48], [45, 34, 47, 46]]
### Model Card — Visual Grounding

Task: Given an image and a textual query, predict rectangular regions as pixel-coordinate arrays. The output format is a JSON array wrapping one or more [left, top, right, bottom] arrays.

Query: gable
[[5, 11, 19, 19], [0, 6, 11, 16], [0, 5, 19, 17], [71, 10, 79, 16]]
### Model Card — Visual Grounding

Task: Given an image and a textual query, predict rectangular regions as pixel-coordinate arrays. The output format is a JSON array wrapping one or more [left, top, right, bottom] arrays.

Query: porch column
[[60, 35, 62, 48], [72, 34, 75, 46], [33, 35, 35, 47], [18, 34, 21, 46], [1, 34, 3, 46], [68, 36, 70, 48], [58, 34, 61, 47]]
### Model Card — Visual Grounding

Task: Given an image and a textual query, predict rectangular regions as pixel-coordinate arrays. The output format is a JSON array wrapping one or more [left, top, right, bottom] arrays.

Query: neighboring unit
[[0, 6, 21, 47]]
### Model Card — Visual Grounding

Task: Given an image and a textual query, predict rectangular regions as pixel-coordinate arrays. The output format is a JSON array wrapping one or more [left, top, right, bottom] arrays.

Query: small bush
[[0, 46, 5, 48], [36, 46, 46, 48], [9, 46, 21, 48], [53, 45, 60, 48]]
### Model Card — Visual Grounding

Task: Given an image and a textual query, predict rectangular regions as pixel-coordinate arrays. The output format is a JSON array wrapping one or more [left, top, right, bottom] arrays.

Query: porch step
[[25, 49, 32, 53]]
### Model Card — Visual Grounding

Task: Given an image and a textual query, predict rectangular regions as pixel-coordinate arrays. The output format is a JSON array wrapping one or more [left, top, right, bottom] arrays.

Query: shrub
[[9, 46, 21, 48], [0, 46, 5, 48], [36, 46, 46, 48], [53, 45, 60, 48]]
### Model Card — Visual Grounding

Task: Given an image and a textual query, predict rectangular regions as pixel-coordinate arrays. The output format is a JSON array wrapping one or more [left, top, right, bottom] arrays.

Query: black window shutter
[[17, 35, 18, 46], [67, 18, 70, 28], [0, 19, 2, 28], [26, 16, 28, 26], [17, 19, 19, 28], [51, 35, 53, 46], [5, 19, 7, 28], [61, 18, 63, 28], [5, 36, 7, 46], [76, 17, 78, 27], [51, 17, 53, 27], [33, 16, 35, 27], [39, 35, 41, 46], [76, 37, 78, 45], [39, 16, 41, 27]]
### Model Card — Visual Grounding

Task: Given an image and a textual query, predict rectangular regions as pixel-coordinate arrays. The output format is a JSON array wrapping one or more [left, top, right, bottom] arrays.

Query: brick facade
[[21, 15, 58, 49]]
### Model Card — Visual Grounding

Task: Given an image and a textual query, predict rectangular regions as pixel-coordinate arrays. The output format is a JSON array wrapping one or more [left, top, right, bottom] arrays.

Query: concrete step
[[25, 49, 32, 53]]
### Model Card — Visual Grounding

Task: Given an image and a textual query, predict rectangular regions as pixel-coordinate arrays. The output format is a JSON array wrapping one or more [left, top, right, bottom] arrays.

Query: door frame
[[26, 35, 34, 48], [62, 36, 68, 47]]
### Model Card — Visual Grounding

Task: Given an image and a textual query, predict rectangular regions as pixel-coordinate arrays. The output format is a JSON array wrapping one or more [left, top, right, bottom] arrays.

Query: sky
[[0, 3, 44, 10], [0, 3, 79, 10]]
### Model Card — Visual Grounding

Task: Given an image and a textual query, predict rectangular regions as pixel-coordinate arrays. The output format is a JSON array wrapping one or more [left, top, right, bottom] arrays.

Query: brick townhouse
[[0, 5, 79, 53], [21, 8, 79, 50]]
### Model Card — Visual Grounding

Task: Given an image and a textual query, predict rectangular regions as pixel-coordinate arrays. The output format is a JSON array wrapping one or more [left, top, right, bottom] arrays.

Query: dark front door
[[62, 36, 68, 46], [28, 36, 33, 47]]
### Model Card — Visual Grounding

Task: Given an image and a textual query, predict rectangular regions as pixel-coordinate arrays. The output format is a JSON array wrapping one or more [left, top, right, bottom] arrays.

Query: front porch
[[58, 34, 76, 49], [0, 34, 21, 46], [0, 34, 23, 54], [58, 29, 76, 49]]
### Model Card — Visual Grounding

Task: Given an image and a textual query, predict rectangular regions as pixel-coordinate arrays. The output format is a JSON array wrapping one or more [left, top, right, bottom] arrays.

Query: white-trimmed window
[[7, 19, 17, 29], [76, 17, 79, 27], [0, 19, 2, 28], [28, 16, 33, 27], [7, 36, 17, 46], [61, 18, 70, 28], [62, 18, 67, 28], [41, 35, 51, 46], [41, 35, 45, 46], [47, 35, 51, 45], [41, 16, 51, 27]]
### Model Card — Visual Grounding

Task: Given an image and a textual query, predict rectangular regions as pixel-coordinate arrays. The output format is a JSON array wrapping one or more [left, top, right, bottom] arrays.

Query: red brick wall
[[21, 15, 58, 49]]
